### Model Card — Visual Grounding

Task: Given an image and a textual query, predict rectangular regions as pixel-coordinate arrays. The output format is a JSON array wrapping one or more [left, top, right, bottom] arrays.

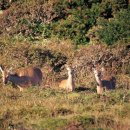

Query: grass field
[[0, 85, 130, 130]]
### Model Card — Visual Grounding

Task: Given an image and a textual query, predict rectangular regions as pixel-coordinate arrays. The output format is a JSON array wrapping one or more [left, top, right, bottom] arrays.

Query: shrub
[[97, 8, 130, 45]]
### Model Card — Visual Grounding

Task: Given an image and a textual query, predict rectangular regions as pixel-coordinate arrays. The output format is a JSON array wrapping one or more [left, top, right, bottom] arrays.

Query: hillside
[[0, 0, 130, 130]]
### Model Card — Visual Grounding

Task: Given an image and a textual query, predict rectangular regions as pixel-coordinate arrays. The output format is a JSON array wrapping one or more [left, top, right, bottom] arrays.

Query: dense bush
[[0, 0, 11, 10], [0, 0, 129, 45], [97, 8, 130, 45], [0, 42, 67, 72]]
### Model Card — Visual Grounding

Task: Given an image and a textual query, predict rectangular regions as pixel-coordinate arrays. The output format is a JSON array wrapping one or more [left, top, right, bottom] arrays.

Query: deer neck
[[2, 72, 6, 84], [67, 70, 73, 85], [94, 73, 102, 87]]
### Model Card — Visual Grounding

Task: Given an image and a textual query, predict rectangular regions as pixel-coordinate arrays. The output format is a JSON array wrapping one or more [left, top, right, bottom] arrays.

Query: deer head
[[0, 66, 13, 85], [65, 65, 71, 71]]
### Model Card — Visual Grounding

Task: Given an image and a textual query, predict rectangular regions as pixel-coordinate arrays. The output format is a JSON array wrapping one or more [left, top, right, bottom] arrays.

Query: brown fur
[[59, 80, 68, 89], [59, 65, 75, 92], [93, 67, 116, 95], [0, 66, 43, 91]]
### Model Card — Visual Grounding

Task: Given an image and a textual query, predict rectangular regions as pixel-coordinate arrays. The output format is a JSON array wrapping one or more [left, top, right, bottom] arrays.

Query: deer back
[[14, 67, 43, 86], [100, 67, 116, 90]]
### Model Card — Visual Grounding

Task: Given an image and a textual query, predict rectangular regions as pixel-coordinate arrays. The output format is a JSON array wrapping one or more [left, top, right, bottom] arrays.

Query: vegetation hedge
[[0, 0, 129, 45]]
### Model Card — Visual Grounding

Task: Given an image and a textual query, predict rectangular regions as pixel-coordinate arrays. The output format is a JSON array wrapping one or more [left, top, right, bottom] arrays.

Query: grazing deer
[[93, 67, 116, 95], [59, 65, 75, 92], [0, 66, 43, 91]]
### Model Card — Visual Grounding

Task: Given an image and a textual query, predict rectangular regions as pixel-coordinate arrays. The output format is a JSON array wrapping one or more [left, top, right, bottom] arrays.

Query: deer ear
[[7, 67, 14, 74], [101, 67, 104, 70], [92, 67, 96, 72], [92, 67, 95, 71], [65, 64, 69, 68], [101, 67, 106, 72], [0, 66, 4, 74]]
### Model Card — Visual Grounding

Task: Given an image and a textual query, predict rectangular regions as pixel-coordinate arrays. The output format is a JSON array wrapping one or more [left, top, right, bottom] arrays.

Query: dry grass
[[0, 85, 130, 130]]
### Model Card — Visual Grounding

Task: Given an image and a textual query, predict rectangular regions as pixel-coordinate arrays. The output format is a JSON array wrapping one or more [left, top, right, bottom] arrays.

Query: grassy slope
[[0, 86, 130, 130]]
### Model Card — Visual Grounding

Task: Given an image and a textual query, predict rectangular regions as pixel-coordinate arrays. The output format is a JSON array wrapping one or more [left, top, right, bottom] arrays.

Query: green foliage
[[21, 0, 129, 45], [0, 0, 11, 10], [74, 115, 95, 126], [40, 3, 101, 45], [0, 0, 130, 45], [36, 118, 68, 130], [97, 8, 130, 45], [99, 0, 128, 18]]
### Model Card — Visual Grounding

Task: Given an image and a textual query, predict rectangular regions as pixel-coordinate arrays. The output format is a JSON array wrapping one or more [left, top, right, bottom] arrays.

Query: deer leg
[[97, 85, 103, 95], [17, 86, 24, 92]]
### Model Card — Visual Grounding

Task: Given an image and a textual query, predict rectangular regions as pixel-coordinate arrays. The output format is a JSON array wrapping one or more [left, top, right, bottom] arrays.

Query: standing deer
[[0, 66, 43, 91], [93, 68, 104, 95], [93, 67, 116, 95], [59, 65, 75, 92]]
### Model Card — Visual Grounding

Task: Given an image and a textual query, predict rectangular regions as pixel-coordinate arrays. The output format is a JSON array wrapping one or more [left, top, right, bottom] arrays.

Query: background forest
[[0, 0, 130, 45], [0, 0, 130, 130]]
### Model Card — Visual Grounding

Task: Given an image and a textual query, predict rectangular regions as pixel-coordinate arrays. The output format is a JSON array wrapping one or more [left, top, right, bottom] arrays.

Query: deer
[[0, 66, 43, 91], [93, 67, 116, 95], [59, 65, 75, 92]]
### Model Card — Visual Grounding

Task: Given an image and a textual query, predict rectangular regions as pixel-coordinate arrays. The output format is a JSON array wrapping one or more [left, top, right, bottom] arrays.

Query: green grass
[[0, 86, 130, 130]]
